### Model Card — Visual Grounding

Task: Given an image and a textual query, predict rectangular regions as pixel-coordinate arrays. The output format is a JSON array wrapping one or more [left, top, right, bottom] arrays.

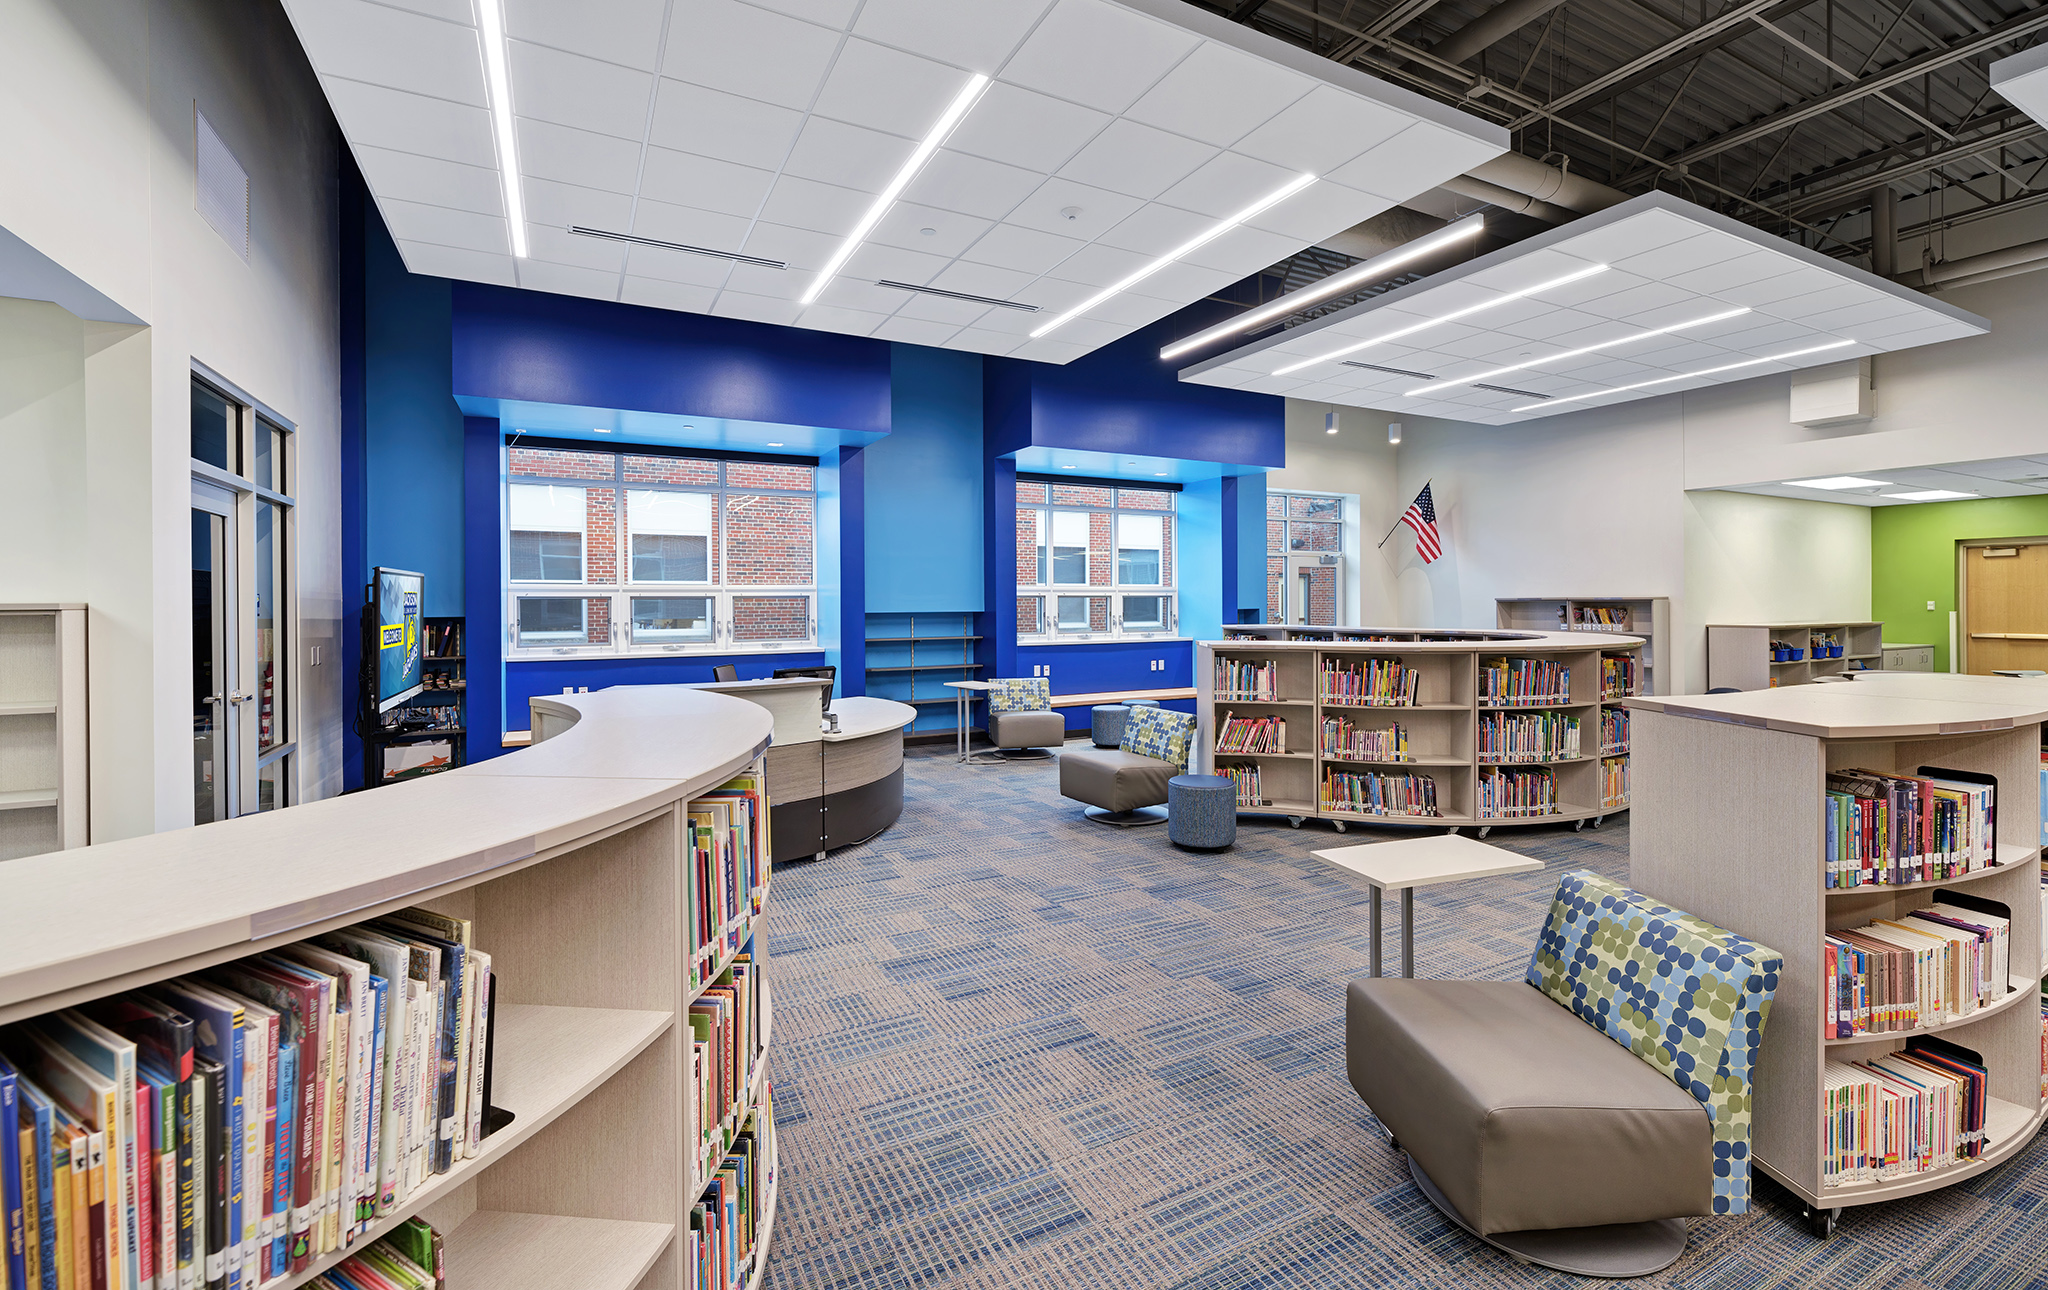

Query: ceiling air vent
[[194, 106, 248, 260], [1474, 383, 1550, 399], [568, 226, 785, 269], [876, 281, 1039, 311], [1341, 361, 1436, 380]]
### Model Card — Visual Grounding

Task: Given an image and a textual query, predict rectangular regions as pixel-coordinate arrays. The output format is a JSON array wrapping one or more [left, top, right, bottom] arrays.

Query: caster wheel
[[1803, 1206, 1840, 1239], [1476, 826, 1491, 839], [1573, 818, 1586, 832], [1592, 815, 1605, 830], [1334, 821, 1348, 833], [1287, 815, 1303, 829]]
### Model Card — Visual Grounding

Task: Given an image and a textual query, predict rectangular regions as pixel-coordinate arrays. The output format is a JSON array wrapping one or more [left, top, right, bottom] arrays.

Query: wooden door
[[1963, 541, 2048, 673]]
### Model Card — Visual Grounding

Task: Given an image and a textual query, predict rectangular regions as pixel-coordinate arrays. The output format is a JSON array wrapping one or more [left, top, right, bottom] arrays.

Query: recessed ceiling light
[[592, 428, 611, 433], [1781, 475, 1895, 490], [1404, 307, 1752, 397], [1154, 471, 1167, 476], [475, 0, 527, 258], [766, 442, 784, 447], [1325, 410, 1339, 435], [1160, 215, 1487, 361], [1274, 264, 1610, 377], [1060, 464, 1076, 469], [1510, 340, 1857, 413], [801, 73, 989, 305], [1031, 173, 1318, 341], [1883, 489, 1978, 501]]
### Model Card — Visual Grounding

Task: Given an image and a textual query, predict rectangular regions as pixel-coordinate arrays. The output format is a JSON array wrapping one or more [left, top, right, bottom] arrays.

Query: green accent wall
[[1871, 495, 2048, 672]]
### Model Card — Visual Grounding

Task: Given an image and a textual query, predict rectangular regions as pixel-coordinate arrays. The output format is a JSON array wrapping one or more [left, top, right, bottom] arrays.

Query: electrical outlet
[[1926, 600, 1936, 611]]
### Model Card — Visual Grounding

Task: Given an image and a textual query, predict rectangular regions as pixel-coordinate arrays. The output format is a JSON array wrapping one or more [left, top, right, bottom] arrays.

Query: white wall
[[1268, 398, 1401, 624], [0, 0, 342, 837]]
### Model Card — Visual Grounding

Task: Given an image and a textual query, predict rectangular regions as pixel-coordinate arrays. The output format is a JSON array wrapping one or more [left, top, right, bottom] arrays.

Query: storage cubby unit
[[1496, 596, 1671, 697], [1197, 628, 1639, 832], [1628, 673, 2047, 1219], [0, 685, 779, 1290], [864, 612, 980, 734], [1706, 620, 1886, 691], [0, 603, 87, 861]]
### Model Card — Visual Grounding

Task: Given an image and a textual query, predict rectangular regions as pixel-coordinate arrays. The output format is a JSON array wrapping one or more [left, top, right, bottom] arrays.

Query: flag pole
[[1377, 479, 1431, 549]]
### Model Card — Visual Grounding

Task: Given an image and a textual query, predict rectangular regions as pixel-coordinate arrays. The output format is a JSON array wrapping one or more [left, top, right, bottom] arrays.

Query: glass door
[[192, 480, 241, 822], [1282, 554, 1341, 626]]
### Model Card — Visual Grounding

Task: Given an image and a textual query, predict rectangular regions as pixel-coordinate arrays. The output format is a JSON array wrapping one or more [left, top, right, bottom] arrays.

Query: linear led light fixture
[[1158, 214, 1486, 361], [1404, 307, 1752, 397], [569, 226, 785, 269], [876, 280, 1038, 311], [1031, 172, 1317, 340], [801, 73, 989, 306], [1783, 475, 1897, 490], [1509, 340, 1857, 413], [476, 0, 527, 257], [1884, 489, 1979, 501], [1272, 263, 1609, 377]]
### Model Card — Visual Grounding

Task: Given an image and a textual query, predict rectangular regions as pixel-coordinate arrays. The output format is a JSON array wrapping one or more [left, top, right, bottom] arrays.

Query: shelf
[[1236, 798, 1318, 815], [0, 789, 59, 812], [1477, 700, 1589, 710], [444, 1211, 673, 1290], [1824, 974, 2040, 1046], [384, 727, 465, 741], [425, 655, 465, 662], [0, 702, 56, 717], [1320, 700, 1469, 711], [1824, 844, 2035, 896], [1810, 1097, 2046, 1205], [1320, 807, 1449, 822], [865, 635, 982, 643], [865, 663, 983, 673], [1319, 754, 1469, 766], [1478, 755, 1589, 766], [1212, 750, 1314, 759], [1217, 697, 1314, 707]]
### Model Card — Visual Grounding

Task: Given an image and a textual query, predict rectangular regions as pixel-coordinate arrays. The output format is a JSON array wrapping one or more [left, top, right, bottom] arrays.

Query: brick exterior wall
[[586, 595, 612, 645], [728, 460, 815, 490], [734, 595, 809, 641], [586, 487, 618, 583], [1017, 596, 1041, 634], [1160, 515, 1174, 585], [1088, 512, 1111, 586], [1267, 518, 1285, 552], [1016, 481, 1047, 504], [623, 454, 717, 485], [1015, 508, 1039, 584], [1305, 564, 1337, 625], [1088, 595, 1108, 631], [725, 494, 814, 584], [1268, 494, 1286, 518], [1051, 483, 1113, 507], [1117, 487, 1172, 510], [1292, 521, 1340, 552], [510, 446, 614, 479]]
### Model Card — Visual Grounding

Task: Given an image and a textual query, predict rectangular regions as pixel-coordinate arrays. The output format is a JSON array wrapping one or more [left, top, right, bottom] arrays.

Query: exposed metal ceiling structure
[[1178, 0, 2048, 272]]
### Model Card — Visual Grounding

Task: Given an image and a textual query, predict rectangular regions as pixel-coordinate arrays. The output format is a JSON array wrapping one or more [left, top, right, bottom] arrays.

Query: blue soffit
[[455, 396, 887, 455], [1010, 445, 1263, 483]]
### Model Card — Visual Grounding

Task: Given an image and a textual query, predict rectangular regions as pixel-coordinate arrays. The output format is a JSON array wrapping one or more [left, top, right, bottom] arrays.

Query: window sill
[[505, 643, 822, 661], [1018, 636, 1190, 647]]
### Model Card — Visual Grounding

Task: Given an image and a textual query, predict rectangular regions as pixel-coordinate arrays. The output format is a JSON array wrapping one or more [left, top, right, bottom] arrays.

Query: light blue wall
[[365, 222, 464, 616], [1180, 478, 1223, 640], [1237, 472, 1267, 616], [867, 344, 983, 612]]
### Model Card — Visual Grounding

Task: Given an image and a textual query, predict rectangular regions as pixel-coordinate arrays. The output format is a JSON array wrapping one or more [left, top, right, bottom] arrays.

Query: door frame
[[1282, 553, 1343, 625], [191, 478, 244, 821], [1954, 534, 2048, 675]]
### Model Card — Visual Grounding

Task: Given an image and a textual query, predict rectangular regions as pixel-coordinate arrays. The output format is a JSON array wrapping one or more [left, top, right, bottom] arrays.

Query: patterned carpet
[[759, 743, 2048, 1290]]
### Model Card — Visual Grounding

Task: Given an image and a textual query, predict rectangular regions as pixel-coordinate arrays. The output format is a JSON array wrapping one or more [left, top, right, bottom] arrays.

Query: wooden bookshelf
[[1628, 673, 2048, 1224], [1706, 620, 1884, 691], [0, 684, 780, 1290], [1496, 596, 1671, 697], [1198, 628, 1641, 834], [0, 603, 87, 861]]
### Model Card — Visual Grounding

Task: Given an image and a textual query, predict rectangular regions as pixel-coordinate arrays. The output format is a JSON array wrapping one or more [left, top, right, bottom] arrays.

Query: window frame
[[1016, 481, 1177, 644], [503, 442, 820, 658], [1267, 488, 1347, 627]]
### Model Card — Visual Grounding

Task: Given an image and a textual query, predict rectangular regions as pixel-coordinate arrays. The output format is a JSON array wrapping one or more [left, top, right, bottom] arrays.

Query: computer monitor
[[772, 665, 836, 683], [712, 664, 738, 682]]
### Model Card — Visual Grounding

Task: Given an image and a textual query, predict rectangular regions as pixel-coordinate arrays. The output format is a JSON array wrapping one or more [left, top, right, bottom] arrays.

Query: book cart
[[1628, 674, 2047, 1237], [1196, 626, 1642, 836], [0, 684, 780, 1290]]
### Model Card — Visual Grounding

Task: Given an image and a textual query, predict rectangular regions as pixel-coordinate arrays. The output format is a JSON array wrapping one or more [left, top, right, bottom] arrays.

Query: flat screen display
[[375, 567, 425, 712]]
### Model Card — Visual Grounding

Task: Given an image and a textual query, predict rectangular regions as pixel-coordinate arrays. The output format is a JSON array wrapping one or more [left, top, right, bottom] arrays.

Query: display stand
[[1706, 620, 1884, 690], [0, 603, 87, 860]]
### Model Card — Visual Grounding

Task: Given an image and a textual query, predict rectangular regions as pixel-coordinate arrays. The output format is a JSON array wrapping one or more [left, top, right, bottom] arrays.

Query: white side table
[[943, 680, 990, 763], [1310, 834, 1544, 978]]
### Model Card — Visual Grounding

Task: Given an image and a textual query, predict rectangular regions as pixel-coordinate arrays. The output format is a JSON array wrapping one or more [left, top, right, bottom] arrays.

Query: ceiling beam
[[1229, 0, 1271, 20], [1429, 0, 1570, 67], [1751, 109, 2022, 200], [1781, 119, 2046, 216], [1511, 0, 1807, 127], [1618, 7, 2048, 184]]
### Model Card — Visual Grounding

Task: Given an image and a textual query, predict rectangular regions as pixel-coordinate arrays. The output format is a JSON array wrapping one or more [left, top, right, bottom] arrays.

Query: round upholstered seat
[[1090, 704, 1130, 748], [1167, 774, 1236, 850]]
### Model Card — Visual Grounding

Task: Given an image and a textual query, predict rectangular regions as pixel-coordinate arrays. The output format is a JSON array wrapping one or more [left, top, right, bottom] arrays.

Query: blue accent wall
[[451, 283, 892, 434], [979, 454, 1018, 688], [505, 653, 827, 731], [869, 345, 983, 612], [367, 223, 464, 616], [829, 445, 865, 695], [1016, 641, 1196, 731], [462, 417, 505, 758], [1236, 473, 1268, 618], [1180, 480, 1223, 641]]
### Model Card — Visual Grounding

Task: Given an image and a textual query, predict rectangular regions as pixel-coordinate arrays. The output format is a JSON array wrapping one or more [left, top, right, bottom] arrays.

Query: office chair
[[713, 665, 738, 682]]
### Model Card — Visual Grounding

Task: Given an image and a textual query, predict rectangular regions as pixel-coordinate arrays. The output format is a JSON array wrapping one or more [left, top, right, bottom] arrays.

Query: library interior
[[9, 0, 2048, 1285]]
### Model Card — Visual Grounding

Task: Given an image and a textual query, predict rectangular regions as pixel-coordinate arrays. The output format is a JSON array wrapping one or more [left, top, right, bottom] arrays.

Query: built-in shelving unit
[[865, 612, 979, 732], [1707, 620, 1884, 691], [1198, 626, 1640, 833], [1628, 674, 2047, 1220], [1496, 596, 1671, 697], [0, 603, 87, 861]]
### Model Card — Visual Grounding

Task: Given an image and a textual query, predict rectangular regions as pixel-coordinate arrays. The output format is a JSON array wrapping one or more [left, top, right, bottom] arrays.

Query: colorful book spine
[[1321, 769, 1438, 817], [1477, 767, 1558, 819], [1319, 718, 1407, 761]]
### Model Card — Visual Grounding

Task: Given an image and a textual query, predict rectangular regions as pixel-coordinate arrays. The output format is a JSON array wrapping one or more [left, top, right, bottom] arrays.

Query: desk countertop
[[824, 696, 917, 741]]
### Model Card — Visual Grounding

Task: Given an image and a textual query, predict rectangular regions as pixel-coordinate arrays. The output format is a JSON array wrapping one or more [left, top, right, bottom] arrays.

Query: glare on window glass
[[1051, 511, 1088, 584], [1116, 513, 1162, 585], [628, 490, 713, 582]]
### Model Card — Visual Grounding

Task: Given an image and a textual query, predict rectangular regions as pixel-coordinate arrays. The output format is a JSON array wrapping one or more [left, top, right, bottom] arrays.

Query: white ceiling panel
[[286, 0, 1506, 363], [1179, 192, 1988, 423]]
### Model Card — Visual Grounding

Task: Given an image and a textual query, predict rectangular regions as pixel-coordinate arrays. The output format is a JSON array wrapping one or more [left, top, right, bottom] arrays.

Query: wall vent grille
[[195, 106, 249, 261]]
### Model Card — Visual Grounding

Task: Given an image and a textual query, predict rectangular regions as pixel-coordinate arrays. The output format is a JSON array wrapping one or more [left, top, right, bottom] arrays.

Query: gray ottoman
[[1167, 774, 1236, 849], [1090, 704, 1130, 748]]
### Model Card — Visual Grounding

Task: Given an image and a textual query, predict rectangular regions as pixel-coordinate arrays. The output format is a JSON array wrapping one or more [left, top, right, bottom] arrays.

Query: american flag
[[1398, 483, 1442, 563]]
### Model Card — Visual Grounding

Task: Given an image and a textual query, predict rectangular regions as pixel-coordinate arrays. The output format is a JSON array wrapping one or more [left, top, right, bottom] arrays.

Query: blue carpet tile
[[760, 743, 2048, 1290]]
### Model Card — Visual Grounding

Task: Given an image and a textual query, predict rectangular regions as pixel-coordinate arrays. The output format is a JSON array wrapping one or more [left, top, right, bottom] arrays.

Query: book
[[2, 1029, 121, 1290], [2, 1053, 24, 1290], [37, 1015, 138, 1290]]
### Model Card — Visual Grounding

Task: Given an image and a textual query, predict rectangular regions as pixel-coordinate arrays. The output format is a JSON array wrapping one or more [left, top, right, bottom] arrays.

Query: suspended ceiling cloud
[[1991, 45, 2048, 133], [1177, 193, 1988, 424], [1715, 454, 2048, 507], [281, 0, 1506, 365]]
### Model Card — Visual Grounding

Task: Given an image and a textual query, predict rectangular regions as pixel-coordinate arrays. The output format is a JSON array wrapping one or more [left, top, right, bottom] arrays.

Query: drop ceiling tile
[[808, 276, 913, 315], [1094, 203, 1214, 258], [322, 79, 497, 168], [1241, 179, 1382, 242], [1045, 240, 1155, 289], [960, 302, 1048, 334], [1006, 176, 1146, 239], [524, 225, 629, 271], [1076, 289, 1181, 328], [929, 259, 1038, 299], [630, 199, 754, 253], [958, 222, 1086, 275], [379, 198, 510, 252], [1323, 121, 1502, 201], [1125, 261, 1237, 304], [514, 118, 646, 194], [811, 37, 978, 139], [900, 148, 1045, 221], [640, 147, 777, 217], [1608, 231, 1750, 282], [1549, 208, 1694, 263], [725, 260, 803, 296], [504, 0, 667, 71], [1008, 334, 1097, 364], [1490, 306, 1609, 340], [521, 176, 636, 232], [623, 243, 738, 287], [796, 303, 890, 336], [287, 1, 486, 104], [999, 0, 1201, 115], [949, 327, 1028, 355], [355, 145, 503, 216], [358, 0, 469, 19], [871, 315, 968, 346], [850, 0, 1055, 72], [621, 276, 720, 312], [1662, 252, 1785, 297], [1584, 281, 1702, 322], [891, 292, 994, 325], [1178, 222, 1298, 275], [1232, 85, 1414, 176], [710, 290, 807, 326], [648, 81, 805, 171], [1753, 282, 1869, 320], [781, 116, 918, 191], [1056, 119, 1217, 201], [660, 0, 842, 111], [868, 202, 995, 257], [943, 81, 1111, 173], [514, 259, 621, 298], [842, 240, 955, 285], [1122, 38, 1316, 148], [746, 0, 861, 29], [1157, 151, 1299, 220], [740, 221, 845, 271], [396, 239, 517, 284], [752, 170, 878, 235], [508, 41, 655, 141]]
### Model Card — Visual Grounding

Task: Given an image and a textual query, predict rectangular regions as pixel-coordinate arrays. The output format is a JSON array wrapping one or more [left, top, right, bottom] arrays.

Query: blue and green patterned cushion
[[1525, 869, 1781, 1216], [1120, 705, 1193, 770], [986, 677, 1050, 713]]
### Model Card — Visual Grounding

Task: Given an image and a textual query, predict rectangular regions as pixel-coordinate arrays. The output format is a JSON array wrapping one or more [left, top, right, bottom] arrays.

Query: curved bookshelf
[[1823, 842, 2036, 896], [1824, 973, 2039, 1046]]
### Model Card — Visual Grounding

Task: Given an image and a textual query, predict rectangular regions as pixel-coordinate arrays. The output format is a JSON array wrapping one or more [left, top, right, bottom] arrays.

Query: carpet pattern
[[759, 743, 2048, 1290]]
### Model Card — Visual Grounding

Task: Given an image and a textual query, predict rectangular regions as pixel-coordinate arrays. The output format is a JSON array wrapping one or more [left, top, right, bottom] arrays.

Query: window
[[1268, 490, 1345, 626], [505, 444, 817, 655], [1016, 480, 1175, 641]]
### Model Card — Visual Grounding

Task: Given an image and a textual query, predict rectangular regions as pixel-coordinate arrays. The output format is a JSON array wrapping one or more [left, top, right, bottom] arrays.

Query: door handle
[[230, 692, 254, 703]]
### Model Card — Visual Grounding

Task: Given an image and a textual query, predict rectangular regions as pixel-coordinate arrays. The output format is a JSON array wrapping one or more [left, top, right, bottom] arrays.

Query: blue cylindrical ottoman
[[1168, 774, 1237, 850], [1090, 704, 1130, 748]]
